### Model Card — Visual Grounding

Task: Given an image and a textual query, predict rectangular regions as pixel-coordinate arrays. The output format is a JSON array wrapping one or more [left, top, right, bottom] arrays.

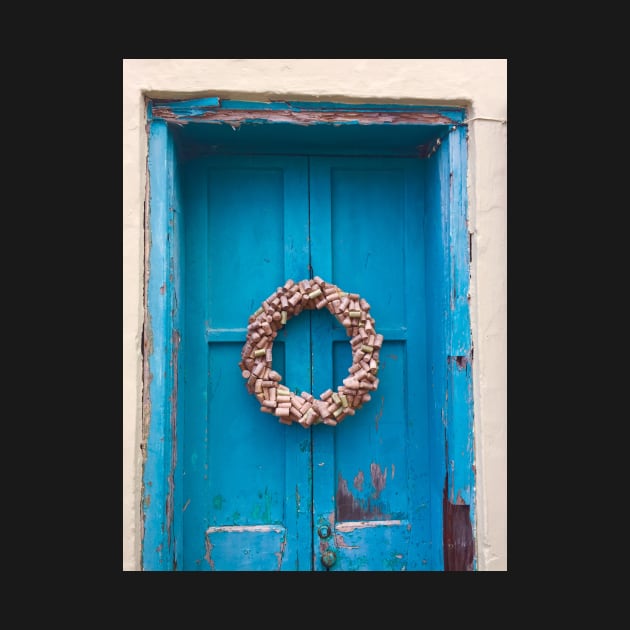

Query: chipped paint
[[336, 466, 390, 521], [336, 519, 403, 532], [204, 535, 215, 571], [151, 106, 458, 127], [353, 470, 364, 492], [165, 329, 180, 551], [205, 525, 285, 534], [275, 534, 287, 571], [370, 462, 387, 498], [443, 475, 474, 571], [455, 355, 468, 369], [333, 533, 359, 550]]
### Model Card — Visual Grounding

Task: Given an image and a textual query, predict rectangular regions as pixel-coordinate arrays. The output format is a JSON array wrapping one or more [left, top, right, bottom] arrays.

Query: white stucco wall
[[122, 59, 507, 571]]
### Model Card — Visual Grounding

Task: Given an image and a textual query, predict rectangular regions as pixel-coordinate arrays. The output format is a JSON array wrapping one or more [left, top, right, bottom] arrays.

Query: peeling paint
[[370, 462, 387, 498], [336, 519, 403, 532], [206, 525, 284, 534], [165, 329, 180, 551], [337, 468, 389, 521], [204, 535, 215, 571], [275, 534, 287, 571], [151, 107, 458, 127], [353, 470, 364, 492], [443, 475, 474, 571], [333, 532, 359, 549], [455, 355, 468, 369], [140, 153, 152, 553]]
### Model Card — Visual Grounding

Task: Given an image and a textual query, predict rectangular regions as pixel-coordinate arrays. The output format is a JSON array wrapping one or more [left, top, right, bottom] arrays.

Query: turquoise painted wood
[[142, 120, 184, 570], [142, 98, 474, 571], [177, 154, 439, 570], [309, 157, 432, 570], [182, 156, 313, 570]]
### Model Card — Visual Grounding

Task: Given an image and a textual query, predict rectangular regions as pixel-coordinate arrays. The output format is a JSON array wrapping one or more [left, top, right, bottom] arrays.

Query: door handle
[[321, 549, 337, 568]]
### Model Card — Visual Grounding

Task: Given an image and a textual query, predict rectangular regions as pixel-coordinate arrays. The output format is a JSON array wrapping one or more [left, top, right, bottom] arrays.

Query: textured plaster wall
[[122, 59, 507, 571]]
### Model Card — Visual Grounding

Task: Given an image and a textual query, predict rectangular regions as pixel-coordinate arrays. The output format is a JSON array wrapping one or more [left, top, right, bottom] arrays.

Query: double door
[[182, 154, 436, 570]]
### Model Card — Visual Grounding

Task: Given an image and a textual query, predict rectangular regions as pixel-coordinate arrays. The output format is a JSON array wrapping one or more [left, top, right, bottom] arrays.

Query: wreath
[[239, 277, 383, 427]]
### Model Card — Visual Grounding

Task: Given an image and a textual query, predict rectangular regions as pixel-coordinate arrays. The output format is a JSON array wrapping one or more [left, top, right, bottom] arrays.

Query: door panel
[[182, 154, 434, 570], [183, 156, 313, 570], [310, 157, 431, 570]]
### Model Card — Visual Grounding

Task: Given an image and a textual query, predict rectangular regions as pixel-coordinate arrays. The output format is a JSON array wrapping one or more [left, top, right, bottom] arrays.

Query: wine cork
[[302, 407, 316, 426]]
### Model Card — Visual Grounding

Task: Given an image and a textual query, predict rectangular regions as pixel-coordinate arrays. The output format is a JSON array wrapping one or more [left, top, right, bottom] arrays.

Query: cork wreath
[[239, 277, 383, 427]]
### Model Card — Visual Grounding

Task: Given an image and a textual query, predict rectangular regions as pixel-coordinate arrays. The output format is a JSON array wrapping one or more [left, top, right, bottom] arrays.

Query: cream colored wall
[[122, 59, 507, 571]]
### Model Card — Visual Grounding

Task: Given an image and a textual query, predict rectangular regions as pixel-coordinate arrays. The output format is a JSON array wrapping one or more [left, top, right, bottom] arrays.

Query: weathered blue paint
[[181, 156, 313, 570], [440, 127, 475, 507], [147, 96, 220, 121], [150, 97, 466, 119], [309, 157, 433, 570], [142, 119, 184, 570], [141, 98, 474, 570], [426, 123, 476, 569]]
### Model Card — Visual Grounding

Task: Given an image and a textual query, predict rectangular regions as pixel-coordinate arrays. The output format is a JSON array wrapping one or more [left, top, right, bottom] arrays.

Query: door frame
[[141, 98, 475, 570]]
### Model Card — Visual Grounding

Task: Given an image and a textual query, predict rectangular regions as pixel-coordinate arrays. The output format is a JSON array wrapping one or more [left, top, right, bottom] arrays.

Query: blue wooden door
[[182, 154, 434, 570]]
